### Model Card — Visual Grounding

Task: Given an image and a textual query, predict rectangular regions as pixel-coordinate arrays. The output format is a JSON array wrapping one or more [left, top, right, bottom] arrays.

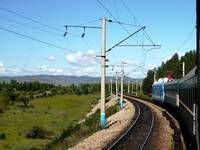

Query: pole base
[[100, 112, 106, 128], [120, 98, 123, 109]]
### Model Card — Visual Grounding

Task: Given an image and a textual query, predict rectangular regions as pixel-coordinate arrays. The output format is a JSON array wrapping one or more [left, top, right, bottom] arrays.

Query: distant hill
[[0, 75, 143, 85]]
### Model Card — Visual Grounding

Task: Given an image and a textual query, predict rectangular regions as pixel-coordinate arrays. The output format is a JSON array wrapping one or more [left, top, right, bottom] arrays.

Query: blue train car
[[152, 78, 168, 103]]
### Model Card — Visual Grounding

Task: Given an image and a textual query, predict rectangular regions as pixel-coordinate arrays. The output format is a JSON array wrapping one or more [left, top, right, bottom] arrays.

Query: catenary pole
[[100, 17, 106, 128], [136, 80, 138, 96], [182, 61, 185, 77], [128, 80, 130, 93], [110, 76, 113, 96], [132, 81, 134, 93], [115, 72, 119, 100], [153, 70, 157, 82], [110, 67, 113, 96], [120, 62, 125, 108]]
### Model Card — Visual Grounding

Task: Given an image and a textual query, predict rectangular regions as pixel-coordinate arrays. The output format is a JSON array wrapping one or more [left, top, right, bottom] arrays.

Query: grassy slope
[[0, 94, 99, 150]]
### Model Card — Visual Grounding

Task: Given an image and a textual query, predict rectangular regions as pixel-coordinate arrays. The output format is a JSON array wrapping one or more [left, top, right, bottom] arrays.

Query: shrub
[[0, 93, 10, 112], [0, 133, 6, 139], [106, 105, 119, 117], [0, 108, 4, 113], [84, 109, 100, 129], [25, 126, 54, 139], [46, 123, 80, 149], [17, 94, 31, 107], [46, 105, 119, 149]]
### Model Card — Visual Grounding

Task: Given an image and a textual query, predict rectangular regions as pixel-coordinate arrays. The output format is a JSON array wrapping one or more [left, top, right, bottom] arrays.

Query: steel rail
[[107, 94, 155, 150], [123, 95, 155, 149], [140, 103, 154, 150], [107, 100, 141, 150]]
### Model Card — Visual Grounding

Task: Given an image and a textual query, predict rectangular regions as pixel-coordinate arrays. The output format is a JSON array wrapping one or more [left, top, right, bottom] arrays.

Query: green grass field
[[0, 94, 99, 150]]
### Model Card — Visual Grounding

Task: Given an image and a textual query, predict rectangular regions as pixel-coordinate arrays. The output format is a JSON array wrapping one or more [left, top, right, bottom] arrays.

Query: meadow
[[0, 94, 99, 150]]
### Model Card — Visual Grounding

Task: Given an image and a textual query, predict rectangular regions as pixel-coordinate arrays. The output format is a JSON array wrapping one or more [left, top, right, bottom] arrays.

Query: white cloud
[[66, 51, 82, 64], [1, 65, 65, 76], [0, 62, 5, 73], [0, 64, 101, 76], [66, 50, 99, 66], [48, 56, 55, 61], [36, 65, 64, 74], [85, 67, 93, 72], [0, 53, 101, 76]]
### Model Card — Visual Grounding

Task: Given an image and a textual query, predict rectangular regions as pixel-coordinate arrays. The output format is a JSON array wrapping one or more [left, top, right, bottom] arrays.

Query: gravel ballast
[[69, 95, 181, 150], [69, 97, 135, 150]]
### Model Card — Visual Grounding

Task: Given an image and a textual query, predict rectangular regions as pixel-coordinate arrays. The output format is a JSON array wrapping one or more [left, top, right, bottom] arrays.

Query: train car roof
[[179, 66, 196, 83], [152, 78, 168, 86], [164, 79, 179, 85]]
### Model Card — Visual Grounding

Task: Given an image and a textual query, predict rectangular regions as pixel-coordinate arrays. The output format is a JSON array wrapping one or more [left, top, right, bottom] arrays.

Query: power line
[[0, 26, 100, 61], [96, 0, 140, 44], [64, 37, 78, 50], [82, 38, 91, 49], [0, 26, 77, 53], [120, 0, 141, 26], [177, 25, 195, 50], [79, 18, 102, 26], [0, 5, 64, 32], [0, 13, 85, 42], [0, 15, 62, 37], [114, 0, 120, 19], [118, 44, 160, 47], [120, 0, 156, 45], [0, 6, 84, 39], [143, 30, 156, 45], [64, 23, 102, 51], [106, 19, 140, 27], [0, 14, 86, 49]]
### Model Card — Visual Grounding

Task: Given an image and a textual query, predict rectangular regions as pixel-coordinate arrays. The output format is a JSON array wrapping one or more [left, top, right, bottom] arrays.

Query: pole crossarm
[[106, 26, 145, 52], [64, 25, 102, 29]]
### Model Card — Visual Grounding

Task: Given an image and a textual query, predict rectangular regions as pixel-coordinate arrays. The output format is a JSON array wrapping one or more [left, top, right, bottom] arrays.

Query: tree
[[142, 50, 196, 96], [17, 92, 32, 107], [180, 50, 196, 74], [0, 92, 10, 112], [142, 70, 154, 95]]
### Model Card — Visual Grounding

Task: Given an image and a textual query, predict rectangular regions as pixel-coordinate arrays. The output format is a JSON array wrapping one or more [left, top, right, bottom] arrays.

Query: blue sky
[[0, 0, 196, 77]]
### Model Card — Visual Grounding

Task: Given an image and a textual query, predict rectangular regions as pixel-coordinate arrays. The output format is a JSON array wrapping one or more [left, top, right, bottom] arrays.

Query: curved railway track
[[106, 94, 155, 150]]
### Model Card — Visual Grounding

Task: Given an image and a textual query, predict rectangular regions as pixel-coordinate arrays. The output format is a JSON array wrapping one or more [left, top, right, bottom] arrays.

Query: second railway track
[[106, 94, 155, 150]]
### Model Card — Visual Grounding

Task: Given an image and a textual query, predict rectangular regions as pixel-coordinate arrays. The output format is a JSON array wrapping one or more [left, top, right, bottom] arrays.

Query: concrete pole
[[120, 63, 124, 108], [115, 72, 118, 100], [110, 75, 112, 96], [135, 80, 138, 96], [154, 71, 156, 82], [128, 80, 130, 93], [132, 81, 133, 93], [100, 17, 106, 128], [182, 61, 185, 77]]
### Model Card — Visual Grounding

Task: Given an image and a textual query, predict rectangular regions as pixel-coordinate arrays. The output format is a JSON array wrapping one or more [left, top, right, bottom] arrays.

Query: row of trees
[[142, 50, 196, 95], [0, 80, 110, 111], [0, 80, 108, 95]]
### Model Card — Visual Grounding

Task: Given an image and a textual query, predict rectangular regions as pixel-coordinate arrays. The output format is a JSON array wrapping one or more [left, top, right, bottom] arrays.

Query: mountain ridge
[[0, 75, 143, 85]]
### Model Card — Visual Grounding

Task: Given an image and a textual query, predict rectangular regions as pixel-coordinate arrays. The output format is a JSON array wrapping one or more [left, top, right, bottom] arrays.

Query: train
[[152, 66, 198, 146]]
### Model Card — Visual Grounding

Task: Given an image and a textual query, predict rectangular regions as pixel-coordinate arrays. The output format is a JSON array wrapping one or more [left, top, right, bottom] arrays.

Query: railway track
[[106, 94, 154, 150]]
